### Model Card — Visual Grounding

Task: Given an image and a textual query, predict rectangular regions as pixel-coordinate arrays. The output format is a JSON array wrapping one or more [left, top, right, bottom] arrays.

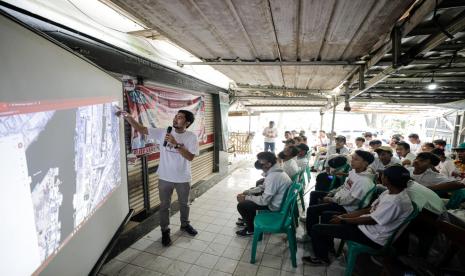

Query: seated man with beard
[[278, 146, 300, 178]]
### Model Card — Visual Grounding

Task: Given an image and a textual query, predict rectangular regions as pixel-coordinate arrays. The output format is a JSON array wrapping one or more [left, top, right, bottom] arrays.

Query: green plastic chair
[[336, 184, 377, 257], [328, 163, 351, 191], [343, 202, 419, 276], [250, 183, 300, 267], [445, 188, 465, 209], [291, 170, 306, 211]]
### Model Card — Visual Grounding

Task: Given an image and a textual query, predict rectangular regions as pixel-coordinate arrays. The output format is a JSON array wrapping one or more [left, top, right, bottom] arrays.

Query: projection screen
[[0, 13, 129, 276]]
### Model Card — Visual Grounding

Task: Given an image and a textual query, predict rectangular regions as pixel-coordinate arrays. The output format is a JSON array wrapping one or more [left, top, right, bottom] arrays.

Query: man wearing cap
[[262, 121, 278, 153], [370, 146, 400, 173], [305, 150, 376, 241], [409, 152, 465, 192], [452, 142, 465, 182], [296, 143, 310, 170]]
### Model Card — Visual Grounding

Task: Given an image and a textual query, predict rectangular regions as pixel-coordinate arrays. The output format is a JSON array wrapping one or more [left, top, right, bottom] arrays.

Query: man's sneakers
[[181, 224, 198, 236], [236, 217, 246, 227], [302, 256, 330, 266], [236, 228, 254, 236], [161, 229, 172, 247]]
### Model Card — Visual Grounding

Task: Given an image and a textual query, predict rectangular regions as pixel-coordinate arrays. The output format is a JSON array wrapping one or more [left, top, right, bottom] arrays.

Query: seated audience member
[[354, 137, 366, 150], [303, 165, 413, 266], [368, 139, 382, 152], [396, 141, 416, 167], [325, 136, 350, 171], [406, 177, 446, 216], [370, 146, 401, 173], [409, 152, 464, 192], [296, 143, 310, 170], [283, 138, 296, 148], [389, 136, 401, 151], [292, 130, 299, 138], [431, 148, 456, 178], [317, 130, 329, 148], [236, 152, 291, 236], [301, 135, 308, 145], [293, 136, 303, 145], [433, 139, 447, 151], [421, 142, 435, 152], [278, 146, 300, 178], [315, 155, 350, 192], [299, 130, 306, 137], [408, 133, 422, 154], [452, 142, 465, 182], [306, 150, 375, 239], [363, 132, 373, 147]]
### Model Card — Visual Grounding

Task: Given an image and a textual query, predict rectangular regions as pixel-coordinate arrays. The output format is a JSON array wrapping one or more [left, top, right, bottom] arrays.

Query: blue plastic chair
[[344, 202, 419, 276]]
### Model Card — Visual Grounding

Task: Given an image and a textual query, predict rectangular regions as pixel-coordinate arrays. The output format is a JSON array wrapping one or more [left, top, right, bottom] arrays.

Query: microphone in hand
[[163, 126, 173, 147]]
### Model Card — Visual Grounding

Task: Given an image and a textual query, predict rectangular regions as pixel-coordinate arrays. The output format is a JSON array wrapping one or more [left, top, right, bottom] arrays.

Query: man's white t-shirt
[[281, 158, 300, 178], [436, 158, 456, 178], [358, 189, 413, 246], [148, 128, 199, 183], [401, 152, 416, 167], [408, 167, 453, 188], [406, 181, 446, 215], [409, 143, 421, 154], [263, 127, 277, 143], [370, 157, 401, 172], [332, 169, 375, 212]]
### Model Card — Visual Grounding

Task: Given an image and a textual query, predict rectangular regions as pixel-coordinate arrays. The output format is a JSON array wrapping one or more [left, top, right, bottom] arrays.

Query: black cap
[[354, 150, 375, 164], [417, 152, 440, 166], [328, 155, 348, 168]]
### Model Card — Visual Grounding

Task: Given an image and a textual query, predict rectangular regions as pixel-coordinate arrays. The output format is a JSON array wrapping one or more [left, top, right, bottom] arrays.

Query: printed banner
[[123, 79, 206, 156]]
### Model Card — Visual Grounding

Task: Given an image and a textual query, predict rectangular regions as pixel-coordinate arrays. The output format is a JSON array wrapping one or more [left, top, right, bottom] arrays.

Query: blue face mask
[[254, 160, 263, 170]]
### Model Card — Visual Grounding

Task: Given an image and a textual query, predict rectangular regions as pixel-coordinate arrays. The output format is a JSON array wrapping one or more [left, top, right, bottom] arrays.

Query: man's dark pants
[[237, 200, 269, 231]]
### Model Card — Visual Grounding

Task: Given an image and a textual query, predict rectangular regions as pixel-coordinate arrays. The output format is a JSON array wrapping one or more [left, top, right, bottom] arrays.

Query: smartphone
[[327, 175, 334, 180]]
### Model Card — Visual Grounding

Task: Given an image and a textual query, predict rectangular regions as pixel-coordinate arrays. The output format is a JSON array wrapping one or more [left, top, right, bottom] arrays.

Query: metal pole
[[452, 113, 461, 147], [330, 96, 337, 145], [431, 117, 438, 140], [319, 111, 324, 130], [248, 113, 251, 134]]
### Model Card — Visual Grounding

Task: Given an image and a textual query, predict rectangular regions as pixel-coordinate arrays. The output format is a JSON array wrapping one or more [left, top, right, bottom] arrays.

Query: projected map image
[[0, 98, 121, 274]]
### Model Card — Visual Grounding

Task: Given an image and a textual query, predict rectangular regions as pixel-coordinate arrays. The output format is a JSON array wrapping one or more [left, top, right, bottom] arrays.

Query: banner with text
[[124, 80, 206, 156]]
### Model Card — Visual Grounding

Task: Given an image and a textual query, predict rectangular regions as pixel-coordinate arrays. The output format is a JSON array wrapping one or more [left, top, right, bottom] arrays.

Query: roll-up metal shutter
[[127, 91, 215, 216]]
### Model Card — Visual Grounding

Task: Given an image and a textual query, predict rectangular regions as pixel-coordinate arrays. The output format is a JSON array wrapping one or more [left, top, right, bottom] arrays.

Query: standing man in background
[[263, 121, 278, 153], [116, 109, 199, 247]]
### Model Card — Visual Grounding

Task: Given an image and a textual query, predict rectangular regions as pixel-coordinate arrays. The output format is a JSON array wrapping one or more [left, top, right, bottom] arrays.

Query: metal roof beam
[[177, 60, 364, 67], [234, 96, 327, 101], [244, 104, 324, 108], [232, 85, 327, 93]]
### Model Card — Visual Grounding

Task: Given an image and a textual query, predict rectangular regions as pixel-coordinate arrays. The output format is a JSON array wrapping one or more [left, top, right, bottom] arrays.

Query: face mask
[[254, 160, 263, 170], [278, 152, 286, 160]]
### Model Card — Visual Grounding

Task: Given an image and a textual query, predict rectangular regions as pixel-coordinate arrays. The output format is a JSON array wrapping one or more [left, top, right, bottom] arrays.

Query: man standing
[[117, 109, 199, 246], [263, 121, 278, 153]]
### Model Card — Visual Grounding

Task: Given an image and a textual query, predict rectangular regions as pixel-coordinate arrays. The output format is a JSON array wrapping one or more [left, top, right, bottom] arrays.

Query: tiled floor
[[100, 165, 347, 276]]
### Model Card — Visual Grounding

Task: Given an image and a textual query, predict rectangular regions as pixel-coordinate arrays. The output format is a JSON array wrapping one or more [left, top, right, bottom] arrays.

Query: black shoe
[[302, 256, 330, 266], [161, 230, 172, 247], [181, 224, 198, 236], [236, 228, 254, 236], [236, 221, 246, 227]]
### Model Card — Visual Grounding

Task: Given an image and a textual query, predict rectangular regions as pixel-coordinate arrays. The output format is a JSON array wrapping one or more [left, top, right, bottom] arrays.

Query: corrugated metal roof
[[110, 0, 413, 90]]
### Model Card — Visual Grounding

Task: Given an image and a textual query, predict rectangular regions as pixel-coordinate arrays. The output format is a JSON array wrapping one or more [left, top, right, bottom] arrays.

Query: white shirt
[[296, 156, 309, 171], [281, 158, 300, 178], [262, 127, 277, 143], [148, 128, 199, 183], [370, 157, 401, 172], [401, 152, 416, 167], [359, 189, 413, 246], [331, 169, 375, 212], [245, 164, 291, 211], [409, 143, 422, 154], [408, 167, 453, 188], [406, 181, 446, 215], [436, 158, 456, 178]]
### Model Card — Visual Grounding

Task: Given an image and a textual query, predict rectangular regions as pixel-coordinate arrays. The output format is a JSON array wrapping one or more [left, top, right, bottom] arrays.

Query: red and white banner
[[124, 79, 206, 156]]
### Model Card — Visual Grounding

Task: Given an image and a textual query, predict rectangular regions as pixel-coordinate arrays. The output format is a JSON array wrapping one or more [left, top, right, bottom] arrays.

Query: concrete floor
[[99, 164, 354, 276]]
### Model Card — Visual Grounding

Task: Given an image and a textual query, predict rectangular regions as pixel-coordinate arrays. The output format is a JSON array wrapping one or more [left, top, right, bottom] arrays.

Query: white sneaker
[[297, 234, 311, 243]]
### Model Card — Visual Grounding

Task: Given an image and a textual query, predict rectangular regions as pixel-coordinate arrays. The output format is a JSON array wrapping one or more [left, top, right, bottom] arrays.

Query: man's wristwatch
[[174, 143, 181, 149]]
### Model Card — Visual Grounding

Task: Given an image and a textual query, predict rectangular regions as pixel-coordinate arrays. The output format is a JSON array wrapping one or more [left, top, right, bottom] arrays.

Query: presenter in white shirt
[[303, 165, 413, 266], [117, 109, 199, 246]]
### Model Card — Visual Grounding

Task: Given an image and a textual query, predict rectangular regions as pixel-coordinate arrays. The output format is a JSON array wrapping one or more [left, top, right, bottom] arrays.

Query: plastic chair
[[336, 184, 377, 257], [250, 183, 300, 267], [328, 163, 351, 191], [343, 202, 419, 276], [445, 188, 465, 209], [291, 170, 306, 211]]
